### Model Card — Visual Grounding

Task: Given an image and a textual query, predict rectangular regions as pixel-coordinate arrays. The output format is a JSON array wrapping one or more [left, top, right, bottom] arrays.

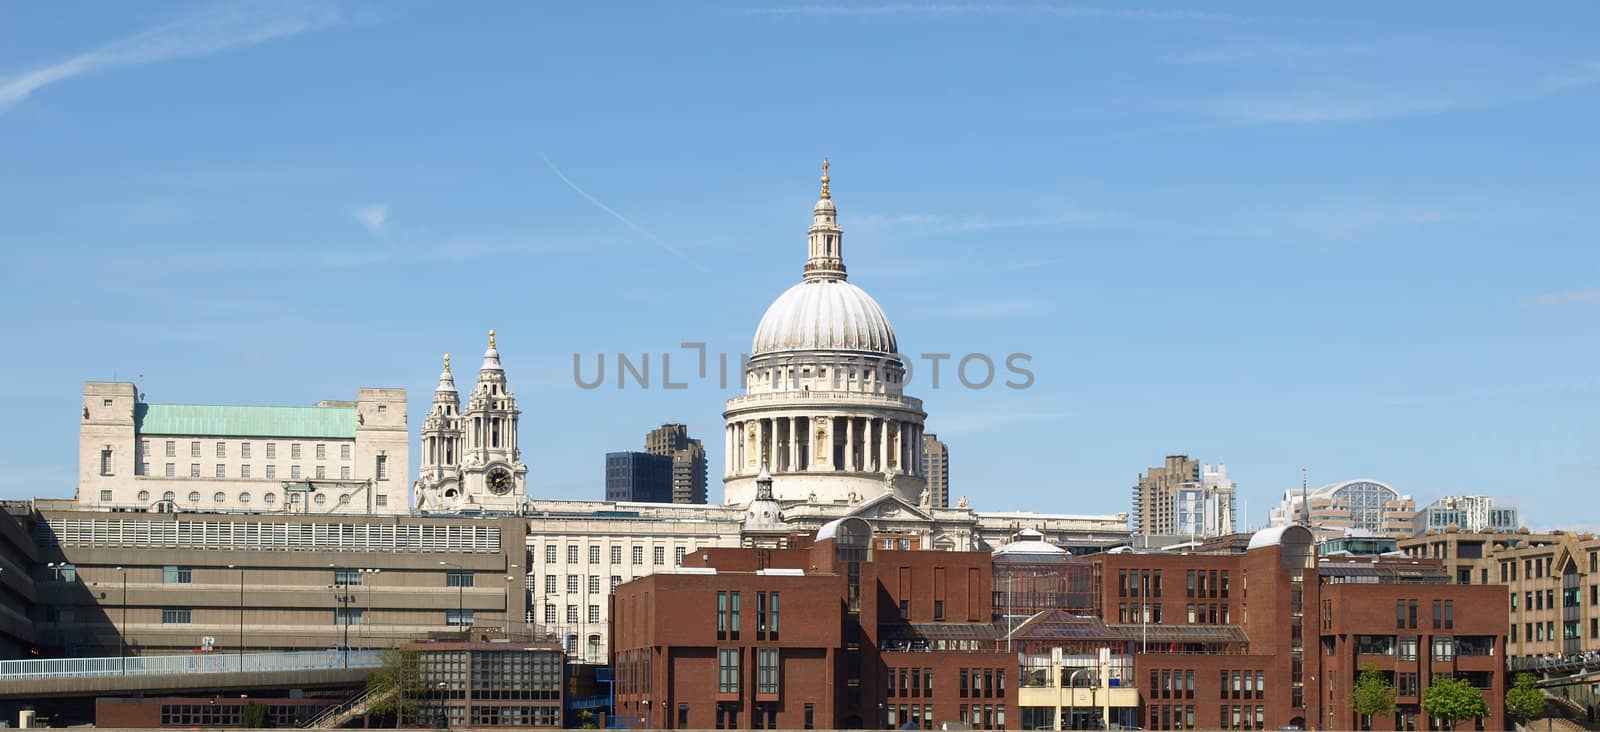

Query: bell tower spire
[[804, 158, 847, 282]]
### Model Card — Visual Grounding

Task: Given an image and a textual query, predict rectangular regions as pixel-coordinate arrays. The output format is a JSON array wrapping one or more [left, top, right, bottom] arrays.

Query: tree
[[1422, 676, 1490, 728], [364, 648, 425, 726], [1349, 663, 1397, 730], [1504, 672, 1546, 725], [242, 701, 270, 728]]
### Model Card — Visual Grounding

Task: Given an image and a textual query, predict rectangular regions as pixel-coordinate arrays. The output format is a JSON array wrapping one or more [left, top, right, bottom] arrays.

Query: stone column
[[767, 418, 777, 471], [725, 424, 734, 476], [845, 417, 855, 472], [879, 418, 890, 473], [788, 417, 800, 472]]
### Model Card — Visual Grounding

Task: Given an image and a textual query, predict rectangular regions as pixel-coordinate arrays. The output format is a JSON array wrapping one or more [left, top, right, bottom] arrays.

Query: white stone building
[[76, 381, 409, 515]]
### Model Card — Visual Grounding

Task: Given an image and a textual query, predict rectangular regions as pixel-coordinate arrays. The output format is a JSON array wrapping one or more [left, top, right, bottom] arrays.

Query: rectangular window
[[265, 465, 276, 479], [545, 576, 557, 594], [341, 444, 351, 460], [758, 648, 779, 694], [336, 607, 364, 626], [291, 465, 301, 479], [315, 443, 326, 460], [240, 442, 251, 459], [99, 449, 113, 475], [588, 575, 601, 594], [266, 443, 276, 459], [718, 591, 729, 637], [162, 608, 192, 624], [216, 441, 226, 458], [544, 605, 555, 623], [1396, 599, 1406, 629], [99, 489, 112, 502], [653, 547, 665, 565], [1432, 600, 1441, 629], [340, 466, 351, 479], [375, 455, 388, 480], [590, 545, 601, 564], [190, 464, 200, 477], [163, 565, 193, 584], [934, 598, 945, 621], [588, 605, 600, 623], [165, 440, 176, 457], [567, 546, 579, 564], [291, 443, 301, 459], [730, 591, 742, 637], [566, 605, 578, 623], [1407, 599, 1417, 629], [446, 570, 473, 588], [1432, 637, 1455, 662], [215, 464, 226, 478], [611, 575, 621, 591], [315, 465, 326, 479], [680, 705, 690, 728], [446, 609, 473, 627], [676, 547, 688, 565], [804, 703, 814, 730], [191, 441, 201, 457], [568, 575, 579, 593], [240, 464, 251, 478], [1444, 600, 1453, 629], [546, 546, 557, 564], [165, 463, 175, 477], [1398, 637, 1418, 661], [611, 546, 623, 564], [334, 569, 365, 586], [719, 648, 741, 693], [632, 546, 644, 565]]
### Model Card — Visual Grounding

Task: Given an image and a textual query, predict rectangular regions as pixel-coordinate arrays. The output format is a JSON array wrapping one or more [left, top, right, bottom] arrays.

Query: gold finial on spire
[[488, 329, 496, 349], [820, 157, 831, 199], [443, 353, 451, 372]]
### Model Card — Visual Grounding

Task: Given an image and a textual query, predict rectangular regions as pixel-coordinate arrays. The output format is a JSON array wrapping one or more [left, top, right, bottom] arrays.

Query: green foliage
[[1504, 672, 1546, 722], [1422, 676, 1489, 725], [242, 701, 269, 728], [1349, 662, 1397, 728], [580, 710, 599, 729], [364, 648, 424, 725]]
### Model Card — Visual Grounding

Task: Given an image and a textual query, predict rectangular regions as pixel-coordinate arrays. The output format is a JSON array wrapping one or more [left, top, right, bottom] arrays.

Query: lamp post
[[117, 566, 126, 674], [331, 565, 379, 668], [227, 564, 244, 672], [439, 561, 465, 630], [362, 568, 381, 650], [1068, 668, 1093, 731]]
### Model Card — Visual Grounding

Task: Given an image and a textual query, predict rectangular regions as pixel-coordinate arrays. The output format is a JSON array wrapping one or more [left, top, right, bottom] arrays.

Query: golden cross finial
[[488, 329, 496, 349], [820, 157, 831, 199], [443, 353, 451, 372]]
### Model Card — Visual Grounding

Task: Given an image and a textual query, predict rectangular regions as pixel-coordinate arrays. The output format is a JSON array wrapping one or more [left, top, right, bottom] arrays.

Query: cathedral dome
[[752, 279, 898, 356]]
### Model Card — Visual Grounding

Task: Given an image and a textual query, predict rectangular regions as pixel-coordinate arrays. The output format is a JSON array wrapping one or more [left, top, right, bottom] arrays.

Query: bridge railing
[[0, 649, 382, 680]]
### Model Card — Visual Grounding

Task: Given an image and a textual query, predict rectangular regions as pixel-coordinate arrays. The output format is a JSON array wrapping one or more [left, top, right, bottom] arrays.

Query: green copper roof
[[134, 403, 358, 439]]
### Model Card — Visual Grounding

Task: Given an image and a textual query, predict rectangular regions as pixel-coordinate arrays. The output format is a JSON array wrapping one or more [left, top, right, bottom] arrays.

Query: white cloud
[[350, 203, 389, 234], [738, 4, 1227, 20], [1525, 289, 1600, 308], [0, 1, 340, 114]]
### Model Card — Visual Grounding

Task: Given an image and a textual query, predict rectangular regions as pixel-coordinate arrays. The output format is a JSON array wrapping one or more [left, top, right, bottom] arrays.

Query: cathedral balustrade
[[724, 390, 923, 412]]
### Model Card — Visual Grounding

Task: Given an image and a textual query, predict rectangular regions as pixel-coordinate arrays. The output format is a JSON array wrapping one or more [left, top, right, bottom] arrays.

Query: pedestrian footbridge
[[0, 649, 380, 699]]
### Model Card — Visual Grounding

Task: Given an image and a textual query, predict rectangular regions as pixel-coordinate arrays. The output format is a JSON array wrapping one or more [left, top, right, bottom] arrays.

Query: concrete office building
[[604, 452, 674, 503], [26, 505, 527, 657], [0, 503, 37, 659], [923, 433, 950, 509], [76, 381, 409, 516], [645, 423, 709, 505]]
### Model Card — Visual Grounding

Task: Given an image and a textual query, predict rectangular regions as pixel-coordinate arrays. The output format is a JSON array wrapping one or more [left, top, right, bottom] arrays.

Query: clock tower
[[442, 329, 527, 512]]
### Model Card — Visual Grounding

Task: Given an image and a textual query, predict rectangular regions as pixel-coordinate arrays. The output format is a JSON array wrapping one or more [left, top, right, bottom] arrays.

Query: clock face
[[487, 467, 514, 495]]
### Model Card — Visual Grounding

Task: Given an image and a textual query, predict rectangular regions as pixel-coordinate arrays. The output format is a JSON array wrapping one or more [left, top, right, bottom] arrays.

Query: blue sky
[[2, 2, 1597, 529]]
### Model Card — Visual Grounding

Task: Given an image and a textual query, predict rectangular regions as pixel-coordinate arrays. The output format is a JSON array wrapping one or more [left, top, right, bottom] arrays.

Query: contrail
[[540, 153, 710, 273]]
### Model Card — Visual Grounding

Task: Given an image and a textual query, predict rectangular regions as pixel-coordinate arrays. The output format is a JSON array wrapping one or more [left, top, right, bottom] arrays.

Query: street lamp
[[331, 565, 381, 668], [227, 564, 244, 671], [439, 561, 465, 630]]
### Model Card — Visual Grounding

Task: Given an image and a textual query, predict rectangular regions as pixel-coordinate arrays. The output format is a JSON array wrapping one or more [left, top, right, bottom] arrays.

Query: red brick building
[[611, 516, 1016, 730]]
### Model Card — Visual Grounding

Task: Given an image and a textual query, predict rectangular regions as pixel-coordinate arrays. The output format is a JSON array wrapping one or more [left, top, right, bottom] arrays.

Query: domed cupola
[[750, 159, 899, 357], [723, 161, 930, 508]]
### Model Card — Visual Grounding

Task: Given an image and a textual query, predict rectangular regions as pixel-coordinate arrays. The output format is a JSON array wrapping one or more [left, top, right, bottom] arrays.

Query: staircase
[[1529, 691, 1600, 732], [301, 686, 395, 729]]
